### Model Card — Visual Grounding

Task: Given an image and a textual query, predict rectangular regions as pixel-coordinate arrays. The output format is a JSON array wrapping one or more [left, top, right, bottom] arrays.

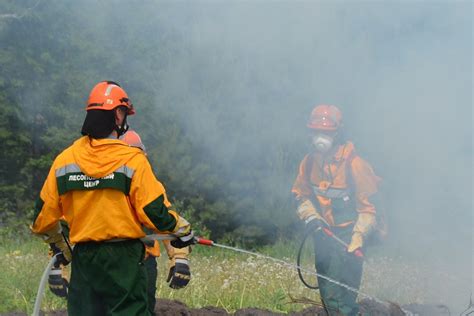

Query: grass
[[155, 241, 322, 313], [0, 237, 321, 314], [0, 236, 471, 314]]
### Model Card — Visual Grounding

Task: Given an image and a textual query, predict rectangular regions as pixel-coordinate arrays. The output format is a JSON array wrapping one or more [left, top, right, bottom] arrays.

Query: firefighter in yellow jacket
[[31, 81, 194, 316], [292, 104, 381, 316]]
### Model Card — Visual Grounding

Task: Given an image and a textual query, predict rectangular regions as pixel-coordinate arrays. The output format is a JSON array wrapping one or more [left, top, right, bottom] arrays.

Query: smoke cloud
[[140, 2, 472, 312], [2, 0, 471, 313]]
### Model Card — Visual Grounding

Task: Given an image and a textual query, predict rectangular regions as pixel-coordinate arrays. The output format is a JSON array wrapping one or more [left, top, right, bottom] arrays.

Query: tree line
[[0, 1, 305, 245]]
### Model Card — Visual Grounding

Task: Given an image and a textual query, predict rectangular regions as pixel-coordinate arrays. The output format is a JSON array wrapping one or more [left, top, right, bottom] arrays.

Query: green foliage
[[0, 208, 32, 241], [0, 100, 32, 225], [0, 1, 303, 245]]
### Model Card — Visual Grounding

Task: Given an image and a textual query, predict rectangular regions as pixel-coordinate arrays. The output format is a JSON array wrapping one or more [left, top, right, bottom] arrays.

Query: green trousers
[[67, 240, 151, 316], [313, 227, 363, 316], [144, 255, 158, 315]]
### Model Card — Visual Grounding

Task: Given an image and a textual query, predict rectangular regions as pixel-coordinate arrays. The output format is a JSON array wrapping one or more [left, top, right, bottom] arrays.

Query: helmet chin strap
[[115, 112, 129, 138]]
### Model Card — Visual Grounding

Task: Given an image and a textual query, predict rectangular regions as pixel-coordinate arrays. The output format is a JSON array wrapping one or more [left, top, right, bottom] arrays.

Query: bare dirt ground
[[0, 298, 452, 316]]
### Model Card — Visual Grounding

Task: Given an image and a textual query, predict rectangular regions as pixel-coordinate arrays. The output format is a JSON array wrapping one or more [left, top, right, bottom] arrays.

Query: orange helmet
[[86, 81, 135, 115], [307, 104, 342, 131], [120, 130, 146, 153]]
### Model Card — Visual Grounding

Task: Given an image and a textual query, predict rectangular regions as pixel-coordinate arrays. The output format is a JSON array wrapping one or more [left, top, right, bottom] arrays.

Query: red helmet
[[307, 104, 342, 131], [120, 130, 146, 153], [86, 81, 135, 115]]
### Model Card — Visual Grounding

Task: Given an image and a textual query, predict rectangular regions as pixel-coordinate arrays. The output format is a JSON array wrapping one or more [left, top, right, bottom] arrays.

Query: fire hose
[[32, 253, 59, 316], [34, 234, 406, 316], [296, 225, 363, 290]]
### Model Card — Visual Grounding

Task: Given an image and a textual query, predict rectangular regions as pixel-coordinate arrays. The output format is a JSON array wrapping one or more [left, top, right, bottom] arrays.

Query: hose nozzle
[[194, 237, 214, 246]]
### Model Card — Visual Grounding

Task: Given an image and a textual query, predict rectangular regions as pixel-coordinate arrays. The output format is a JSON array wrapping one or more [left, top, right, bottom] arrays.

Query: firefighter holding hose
[[292, 104, 381, 315], [31, 81, 194, 316], [43, 129, 192, 315]]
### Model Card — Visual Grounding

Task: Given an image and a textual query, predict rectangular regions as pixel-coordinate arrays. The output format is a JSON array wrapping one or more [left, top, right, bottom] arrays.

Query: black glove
[[45, 230, 72, 267], [50, 243, 71, 267], [305, 215, 329, 232], [166, 258, 191, 289], [48, 267, 69, 298], [171, 230, 195, 249]]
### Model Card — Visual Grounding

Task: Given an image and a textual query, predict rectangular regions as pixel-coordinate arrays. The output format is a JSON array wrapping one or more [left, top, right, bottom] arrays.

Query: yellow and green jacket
[[31, 136, 180, 243]]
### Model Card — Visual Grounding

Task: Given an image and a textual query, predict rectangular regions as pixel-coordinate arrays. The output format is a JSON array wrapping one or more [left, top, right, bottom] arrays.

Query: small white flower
[[221, 278, 230, 289]]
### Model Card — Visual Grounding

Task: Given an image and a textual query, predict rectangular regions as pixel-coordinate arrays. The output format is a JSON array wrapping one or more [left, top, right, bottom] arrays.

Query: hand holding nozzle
[[305, 213, 330, 232], [322, 227, 364, 258], [299, 202, 364, 258], [141, 234, 214, 246]]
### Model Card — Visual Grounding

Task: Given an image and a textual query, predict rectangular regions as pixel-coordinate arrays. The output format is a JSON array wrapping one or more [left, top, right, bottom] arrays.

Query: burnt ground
[[0, 298, 451, 316]]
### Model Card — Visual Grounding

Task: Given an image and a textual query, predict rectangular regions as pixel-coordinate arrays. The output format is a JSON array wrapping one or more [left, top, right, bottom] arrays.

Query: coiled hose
[[297, 228, 319, 290]]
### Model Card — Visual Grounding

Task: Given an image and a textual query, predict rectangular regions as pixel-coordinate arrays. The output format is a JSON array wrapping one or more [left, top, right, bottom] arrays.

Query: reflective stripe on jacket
[[32, 136, 178, 243]]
